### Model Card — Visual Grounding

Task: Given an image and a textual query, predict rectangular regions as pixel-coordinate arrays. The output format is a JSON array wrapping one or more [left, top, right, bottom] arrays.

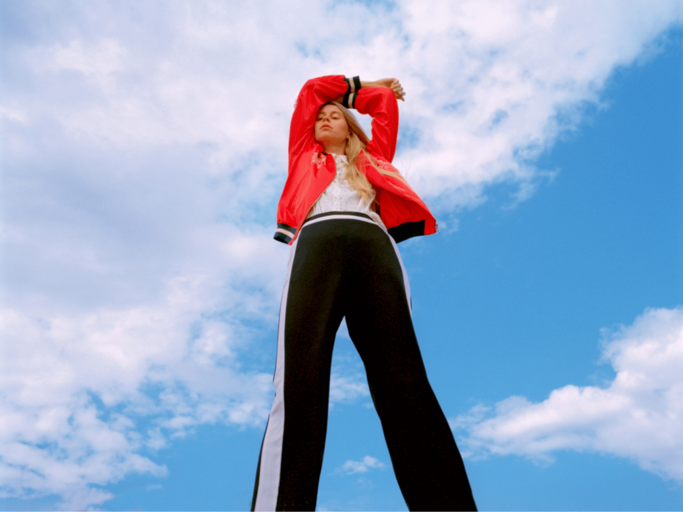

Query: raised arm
[[288, 75, 358, 157], [288, 76, 405, 162], [354, 78, 404, 162]]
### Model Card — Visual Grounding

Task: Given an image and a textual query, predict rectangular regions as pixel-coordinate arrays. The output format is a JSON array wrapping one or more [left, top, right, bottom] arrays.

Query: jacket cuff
[[273, 223, 297, 244], [342, 76, 361, 109], [388, 220, 426, 244]]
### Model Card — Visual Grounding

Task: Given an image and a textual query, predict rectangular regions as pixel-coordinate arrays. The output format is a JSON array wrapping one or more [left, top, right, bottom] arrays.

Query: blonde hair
[[324, 102, 414, 204], [320, 101, 374, 203]]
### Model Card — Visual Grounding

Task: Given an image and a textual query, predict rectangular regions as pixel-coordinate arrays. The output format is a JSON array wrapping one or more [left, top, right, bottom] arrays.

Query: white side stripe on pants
[[253, 214, 409, 510], [253, 235, 300, 511]]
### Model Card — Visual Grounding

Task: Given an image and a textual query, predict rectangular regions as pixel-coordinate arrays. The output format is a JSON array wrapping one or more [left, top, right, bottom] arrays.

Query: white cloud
[[0, 275, 275, 509], [44, 38, 126, 78], [329, 324, 371, 406], [396, 0, 682, 207], [329, 371, 370, 405], [452, 307, 683, 484], [1, 0, 681, 508], [338, 455, 386, 475]]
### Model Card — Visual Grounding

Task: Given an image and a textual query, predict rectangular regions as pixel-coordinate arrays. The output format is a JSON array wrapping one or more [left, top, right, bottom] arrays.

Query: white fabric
[[253, 234, 301, 511], [307, 153, 387, 232]]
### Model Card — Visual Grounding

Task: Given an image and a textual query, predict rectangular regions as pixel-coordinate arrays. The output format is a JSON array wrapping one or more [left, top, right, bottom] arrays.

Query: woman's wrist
[[362, 78, 405, 101]]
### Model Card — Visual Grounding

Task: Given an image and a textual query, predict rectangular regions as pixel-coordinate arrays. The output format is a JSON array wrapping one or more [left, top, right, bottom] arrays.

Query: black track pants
[[252, 212, 477, 511]]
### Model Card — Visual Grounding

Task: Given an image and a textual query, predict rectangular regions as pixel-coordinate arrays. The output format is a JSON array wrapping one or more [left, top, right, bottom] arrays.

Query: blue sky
[[1, 1, 682, 510]]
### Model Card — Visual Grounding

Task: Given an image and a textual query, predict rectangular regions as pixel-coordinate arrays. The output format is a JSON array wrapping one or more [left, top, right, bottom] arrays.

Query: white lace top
[[307, 154, 387, 231]]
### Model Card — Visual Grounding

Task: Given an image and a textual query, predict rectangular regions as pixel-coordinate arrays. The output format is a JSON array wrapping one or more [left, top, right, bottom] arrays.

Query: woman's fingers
[[391, 79, 406, 101], [373, 78, 406, 101]]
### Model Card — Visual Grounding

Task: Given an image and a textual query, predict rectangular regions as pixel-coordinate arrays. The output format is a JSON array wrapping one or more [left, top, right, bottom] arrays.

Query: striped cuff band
[[342, 76, 361, 109], [273, 223, 297, 244]]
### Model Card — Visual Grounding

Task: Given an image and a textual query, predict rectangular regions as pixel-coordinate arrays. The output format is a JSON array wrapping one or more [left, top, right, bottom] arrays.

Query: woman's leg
[[252, 222, 347, 511], [344, 225, 477, 511]]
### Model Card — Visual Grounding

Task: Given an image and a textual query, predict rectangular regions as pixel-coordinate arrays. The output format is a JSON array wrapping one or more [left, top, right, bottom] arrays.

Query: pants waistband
[[300, 211, 377, 231]]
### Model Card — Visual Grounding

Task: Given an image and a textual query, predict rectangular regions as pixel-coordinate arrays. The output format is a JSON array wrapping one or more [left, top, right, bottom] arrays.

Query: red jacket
[[274, 75, 437, 244]]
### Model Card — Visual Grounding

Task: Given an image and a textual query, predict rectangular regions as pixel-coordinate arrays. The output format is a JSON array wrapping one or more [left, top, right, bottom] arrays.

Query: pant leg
[[343, 224, 477, 511], [252, 222, 346, 511]]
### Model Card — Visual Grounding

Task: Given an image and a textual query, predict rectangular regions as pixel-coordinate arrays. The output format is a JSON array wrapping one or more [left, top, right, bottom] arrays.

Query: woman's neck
[[323, 141, 347, 156]]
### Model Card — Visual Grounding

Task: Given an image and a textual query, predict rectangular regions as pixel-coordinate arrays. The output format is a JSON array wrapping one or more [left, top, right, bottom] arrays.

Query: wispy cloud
[[329, 328, 371, 406], [338, 455, 386, 475], [452, 307, 683, 484], [1, 0, 681, 508], [330, 371, 371, 406], [0, 278, 274, 509]]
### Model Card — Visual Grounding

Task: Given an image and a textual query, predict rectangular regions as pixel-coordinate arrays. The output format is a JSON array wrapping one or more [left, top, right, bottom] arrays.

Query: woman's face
[[314, 104, 350, 148]]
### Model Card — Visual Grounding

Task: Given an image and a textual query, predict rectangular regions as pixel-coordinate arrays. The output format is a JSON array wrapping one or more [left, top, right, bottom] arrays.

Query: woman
[[252, 75, 477, 511]]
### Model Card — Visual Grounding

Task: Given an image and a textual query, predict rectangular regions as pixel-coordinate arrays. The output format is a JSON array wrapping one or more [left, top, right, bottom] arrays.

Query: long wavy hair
[[320, 101, 375, 203], [323, 101, 413, 204]]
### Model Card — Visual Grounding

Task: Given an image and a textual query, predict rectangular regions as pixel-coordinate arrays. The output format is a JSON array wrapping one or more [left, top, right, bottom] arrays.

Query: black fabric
[[274, 223, 296, 244], [255, 216, 476, 511], [277, 223, 297, 235], [353, 75, 361, 92], [348, 92, 357, 109], [273, 232, 291, 244], [388, 219, 426, 244], [342, 77, 351, 108]]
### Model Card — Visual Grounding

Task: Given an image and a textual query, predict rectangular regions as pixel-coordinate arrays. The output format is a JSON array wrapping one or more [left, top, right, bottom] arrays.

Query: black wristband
[[342, 76, 361, 109], [353, 76, 361, 91]]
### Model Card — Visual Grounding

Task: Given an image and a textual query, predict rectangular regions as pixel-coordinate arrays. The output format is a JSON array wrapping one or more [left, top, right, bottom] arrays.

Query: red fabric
[[275, 75, 437, 243]]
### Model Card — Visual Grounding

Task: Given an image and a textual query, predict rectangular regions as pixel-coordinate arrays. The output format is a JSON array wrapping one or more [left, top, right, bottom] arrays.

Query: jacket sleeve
[[288, 75, 357, 159], [354, 87, 399, 163]]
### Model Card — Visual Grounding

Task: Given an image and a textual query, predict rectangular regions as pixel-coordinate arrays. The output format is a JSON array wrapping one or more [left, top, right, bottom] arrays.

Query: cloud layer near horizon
[[452, 307, 683, 485], [1, 0, 681, 508]]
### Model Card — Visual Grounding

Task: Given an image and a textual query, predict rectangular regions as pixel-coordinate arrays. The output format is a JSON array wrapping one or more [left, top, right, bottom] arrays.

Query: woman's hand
[[363, 78, 406, 101], [377, 78, 405, 101]]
